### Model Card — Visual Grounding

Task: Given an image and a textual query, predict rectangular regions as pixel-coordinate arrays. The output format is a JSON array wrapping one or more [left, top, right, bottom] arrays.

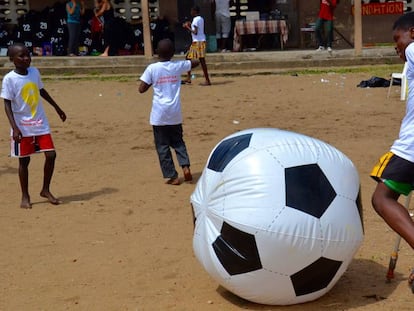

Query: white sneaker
[[316, 46, 325, 51], [327, 47, 332, 52]]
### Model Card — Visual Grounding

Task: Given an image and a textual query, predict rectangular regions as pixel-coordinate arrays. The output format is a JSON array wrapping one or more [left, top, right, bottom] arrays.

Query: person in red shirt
[[315, 0, 337, 52]]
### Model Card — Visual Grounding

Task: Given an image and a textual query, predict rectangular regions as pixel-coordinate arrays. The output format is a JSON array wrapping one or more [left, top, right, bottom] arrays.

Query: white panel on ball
[[190, 128, 363, 305]]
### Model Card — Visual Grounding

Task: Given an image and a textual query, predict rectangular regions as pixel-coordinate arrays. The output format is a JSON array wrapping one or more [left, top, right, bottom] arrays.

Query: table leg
[[280, 33, 284, 50]]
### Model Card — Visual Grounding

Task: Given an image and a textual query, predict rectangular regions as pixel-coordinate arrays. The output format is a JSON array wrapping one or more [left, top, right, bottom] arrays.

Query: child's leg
[[153, 126, 179, 183], [183, 55, 192, 83], [18, 156, 31, 209], [372, 182, 414, 248], [184, 69, 191, 83], [170, 125, 192, 181], [199, 57, 211, 85], [40, 150, 61, 205]]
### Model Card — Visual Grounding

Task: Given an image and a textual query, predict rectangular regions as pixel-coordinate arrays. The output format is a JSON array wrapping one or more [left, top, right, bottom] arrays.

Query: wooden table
[[233, 19, 288, 52]]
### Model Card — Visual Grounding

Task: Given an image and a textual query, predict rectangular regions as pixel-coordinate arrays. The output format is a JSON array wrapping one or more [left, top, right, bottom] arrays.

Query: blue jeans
[[153, 124, 191, 179], [315, 18, 333, 48]]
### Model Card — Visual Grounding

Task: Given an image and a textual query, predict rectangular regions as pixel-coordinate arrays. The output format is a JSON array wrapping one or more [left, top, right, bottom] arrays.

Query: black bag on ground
[[357, 76, 390, 88]]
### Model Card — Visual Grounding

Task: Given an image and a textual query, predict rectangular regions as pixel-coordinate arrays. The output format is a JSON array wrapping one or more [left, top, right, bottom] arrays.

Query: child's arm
[[4, 99, 22, 142], [183, 22, 198, 35], [95, 0, 107, 17], [39, 88, 67, 122], [139, 81, 151, 94]]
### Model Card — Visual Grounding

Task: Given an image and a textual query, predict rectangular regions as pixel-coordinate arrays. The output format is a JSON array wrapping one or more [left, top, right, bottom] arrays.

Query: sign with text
[[352, 2, 404, 16]]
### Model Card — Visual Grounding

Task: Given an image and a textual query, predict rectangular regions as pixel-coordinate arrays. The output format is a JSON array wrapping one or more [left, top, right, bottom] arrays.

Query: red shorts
[[11, 134, 55, 158]]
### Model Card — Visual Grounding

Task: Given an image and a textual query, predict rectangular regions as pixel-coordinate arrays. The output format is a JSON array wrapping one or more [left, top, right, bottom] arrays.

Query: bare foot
[[166, 177, 180, 185], [40, 190, 62, 205], [20, 196, 32, 209], [183, 166, 192, 182], [100, 53, 108, 57], [200, 81, 211, 86]]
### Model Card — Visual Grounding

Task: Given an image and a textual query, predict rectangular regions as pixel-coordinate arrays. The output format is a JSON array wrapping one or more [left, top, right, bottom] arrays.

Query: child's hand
[[56, 107, 67, 122], [12, 128, 22, 142]]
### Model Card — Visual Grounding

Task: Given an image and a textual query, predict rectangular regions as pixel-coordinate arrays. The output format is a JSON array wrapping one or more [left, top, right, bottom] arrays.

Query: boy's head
[[8, 43, 31, 70], [191, 6, 200, 17], [157, 38, 174, 61], [392, 12, 414, 61]]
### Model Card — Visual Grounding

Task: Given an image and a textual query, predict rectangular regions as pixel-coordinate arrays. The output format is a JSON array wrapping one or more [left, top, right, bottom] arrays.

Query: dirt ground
[[1, 69, 414, 311]]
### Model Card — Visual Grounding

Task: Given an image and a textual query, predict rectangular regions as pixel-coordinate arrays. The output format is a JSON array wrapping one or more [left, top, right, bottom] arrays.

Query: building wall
[[298, 0, 399, 49], [26, 0, 403, 50]]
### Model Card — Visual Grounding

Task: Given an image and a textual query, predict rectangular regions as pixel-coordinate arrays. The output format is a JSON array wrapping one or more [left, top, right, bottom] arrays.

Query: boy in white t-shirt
[[182, 6, 211, 86], [370, 12, 414, 285], [139, 39, 199, 185], [1, 43, 66, 208]]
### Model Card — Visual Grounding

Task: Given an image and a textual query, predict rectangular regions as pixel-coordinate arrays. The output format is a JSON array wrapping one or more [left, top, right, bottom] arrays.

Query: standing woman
[[66, 0, 85, 56], [95, 0, 115, 56]]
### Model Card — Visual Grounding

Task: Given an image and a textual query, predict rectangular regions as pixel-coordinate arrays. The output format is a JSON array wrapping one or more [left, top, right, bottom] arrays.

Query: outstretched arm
[[4, 99, 22, 142], [40, 88, 66, 122]]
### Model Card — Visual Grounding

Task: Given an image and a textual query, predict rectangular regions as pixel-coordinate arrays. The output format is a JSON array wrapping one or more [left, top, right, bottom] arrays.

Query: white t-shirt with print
[[391, 42, 414, 162], [1, 67, 50, 137], [140, 60, 192, 126], [191, 15, 206, 42]]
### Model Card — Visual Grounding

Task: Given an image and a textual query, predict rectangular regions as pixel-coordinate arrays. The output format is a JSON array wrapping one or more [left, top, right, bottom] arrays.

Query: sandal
[[181, 80, 191, 85]]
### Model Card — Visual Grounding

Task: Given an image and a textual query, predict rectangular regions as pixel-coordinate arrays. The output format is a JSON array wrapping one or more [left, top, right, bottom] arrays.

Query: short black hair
[[7, 42, 26, 59], [393, 12, 414, 31], [191, 6, 200, 14], [157, 38, 174, 59]]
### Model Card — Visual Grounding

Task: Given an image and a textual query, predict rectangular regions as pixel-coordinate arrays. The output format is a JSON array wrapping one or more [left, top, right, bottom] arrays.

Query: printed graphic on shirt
[[21, 81, 40, 118], [157, 75, 178, 84]]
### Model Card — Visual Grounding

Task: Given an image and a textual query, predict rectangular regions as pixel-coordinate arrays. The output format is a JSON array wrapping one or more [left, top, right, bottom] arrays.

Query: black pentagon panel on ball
[[285, 164, 336, 218], [290, 257, 342, 297], [212, 222, 262, 276], [356, 188, 364, 233], [207, 133, 252, 172]]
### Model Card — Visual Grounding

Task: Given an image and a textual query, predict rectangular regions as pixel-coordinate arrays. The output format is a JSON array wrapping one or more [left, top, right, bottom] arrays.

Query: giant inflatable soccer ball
[[190, 128, 364, 305]]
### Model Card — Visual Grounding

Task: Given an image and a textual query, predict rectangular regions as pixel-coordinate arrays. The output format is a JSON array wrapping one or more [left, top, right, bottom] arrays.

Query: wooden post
[[142, 0, 153, 58], [354, 0, 362, 56]]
